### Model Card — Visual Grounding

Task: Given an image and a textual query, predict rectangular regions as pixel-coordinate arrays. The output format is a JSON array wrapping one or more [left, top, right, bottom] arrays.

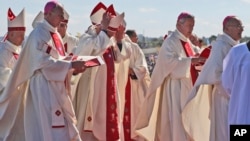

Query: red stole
[[180, 40, 198, 85], [50, 32, 67, 93], [64, 43, 68, 53], [110, 46, 117, 61], [123, 76, 133, 141], [12, 52, 19, 60], [50, 32, 65, 56], [103, 47, 119, 141]]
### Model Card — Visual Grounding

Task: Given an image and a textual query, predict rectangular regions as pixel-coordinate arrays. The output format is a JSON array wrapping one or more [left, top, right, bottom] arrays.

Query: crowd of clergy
[[0, 1, 248, 141]]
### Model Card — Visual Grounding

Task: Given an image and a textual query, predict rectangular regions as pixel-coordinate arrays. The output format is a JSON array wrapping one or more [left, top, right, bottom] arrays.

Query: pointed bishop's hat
[[108, 12, 125, 32], [106, 4, 125, 32], [7, 8, 26, 31], [106, 4, 116, 16], [32, 11, 44, 28], [62, 9, 69, 23], [116, 11, 126, 28], [90, 2, 107, 25]]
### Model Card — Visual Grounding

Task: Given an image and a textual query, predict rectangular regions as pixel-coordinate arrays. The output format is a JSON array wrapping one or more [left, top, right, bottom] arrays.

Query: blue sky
[[1, 0, 250, 38]]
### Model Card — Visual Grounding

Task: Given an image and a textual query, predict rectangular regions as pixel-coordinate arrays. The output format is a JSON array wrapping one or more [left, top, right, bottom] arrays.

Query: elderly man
[[135, 12, 205, 141], [57, 10, 79, 54], [0, 8, 25, 95], [182, 16, 243, 141], [72, 2, 126, 141], [0, 1, 88, 141]]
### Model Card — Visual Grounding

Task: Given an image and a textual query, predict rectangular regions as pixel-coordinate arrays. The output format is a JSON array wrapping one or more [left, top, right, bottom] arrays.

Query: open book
[[76, 56, 105, 68]]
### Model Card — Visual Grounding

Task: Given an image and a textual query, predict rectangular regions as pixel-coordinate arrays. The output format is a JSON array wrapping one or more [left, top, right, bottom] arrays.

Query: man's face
[[95, 24, 102, 34], [115, 25, 125, 41], [226, 19, 244, 41], [178, 18, 195, 38], [131, 32, 138, 43], [47, 7, 64, 27], [57, 22, 67, 37], [190, 34, 199, 46], [8, 30, 25, 46]]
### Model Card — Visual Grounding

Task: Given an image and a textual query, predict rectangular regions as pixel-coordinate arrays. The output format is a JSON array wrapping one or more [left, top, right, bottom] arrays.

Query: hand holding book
[[76, 56, 105, 68], [71, 56, 105, 75]]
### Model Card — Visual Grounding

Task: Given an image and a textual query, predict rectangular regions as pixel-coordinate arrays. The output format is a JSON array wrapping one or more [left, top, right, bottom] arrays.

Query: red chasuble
[[102, 47, 119, 141], [123, 76, 133, 141], [180, 40, 198, 85]]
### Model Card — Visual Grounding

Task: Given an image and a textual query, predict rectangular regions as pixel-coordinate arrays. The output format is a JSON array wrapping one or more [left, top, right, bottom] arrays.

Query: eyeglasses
[[229, 24, 244, 29]]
